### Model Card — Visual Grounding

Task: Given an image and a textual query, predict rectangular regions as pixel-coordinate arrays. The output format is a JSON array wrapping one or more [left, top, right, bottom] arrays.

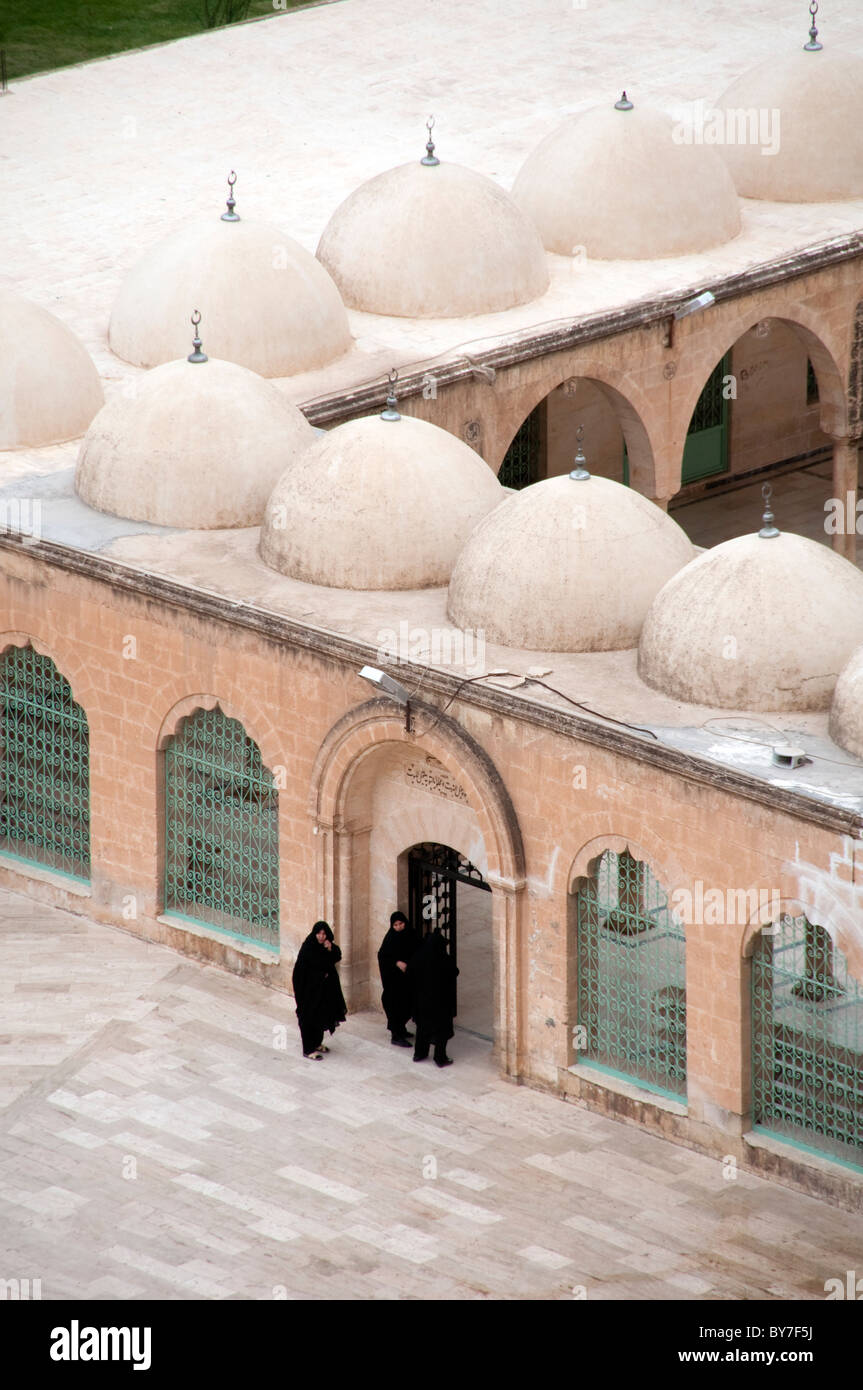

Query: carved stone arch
[[154, 690, 282, 772], [567, 830, 687, 906], [675, 307, 849, 449], [490, 359, 659, 500], [741, 891, 863, 983], [0, 629, 98, 715], [309, 696, 526, 1074], [310, 697, 525, 886]]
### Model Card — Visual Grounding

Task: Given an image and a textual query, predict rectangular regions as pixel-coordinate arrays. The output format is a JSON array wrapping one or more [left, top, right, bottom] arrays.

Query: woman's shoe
[[435, 1056, 454, 1068], [319, 1044, 330, 1052], [303, 1051, 324, 1060]]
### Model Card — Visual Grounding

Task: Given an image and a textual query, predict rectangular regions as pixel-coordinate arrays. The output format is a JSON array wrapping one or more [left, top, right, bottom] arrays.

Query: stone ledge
[[565, 1062, 689, 1117], [156, 912, 280, 965], [743, 1129, 863, 1211], [0, 854, 91, 898]]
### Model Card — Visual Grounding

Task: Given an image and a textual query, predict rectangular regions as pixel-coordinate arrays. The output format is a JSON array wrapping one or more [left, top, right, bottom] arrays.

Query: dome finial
[[803, 0, 822, 50], [759, 482, 780, 538], [187, 310, 208, 363], [220, 170, 240, 222], [614, 91, 634, 111], [569, 424, 591, 480], [381, 368, 401, 420], [421, 115, 440, 166]]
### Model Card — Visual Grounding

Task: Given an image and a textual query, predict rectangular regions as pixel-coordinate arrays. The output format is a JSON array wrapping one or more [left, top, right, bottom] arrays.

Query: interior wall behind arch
[[727, 322, 830, 478], [342, 743, 488, 1007], [544, 380, 625, 482]]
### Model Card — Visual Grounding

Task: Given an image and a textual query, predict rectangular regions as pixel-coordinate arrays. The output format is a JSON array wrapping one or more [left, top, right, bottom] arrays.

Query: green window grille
[[499, 405, 541, 489], [577, 848, 687, 1100], [0, 645, 90, 881], [164, 707, 279, 950], [752, 914, 863, 1171]]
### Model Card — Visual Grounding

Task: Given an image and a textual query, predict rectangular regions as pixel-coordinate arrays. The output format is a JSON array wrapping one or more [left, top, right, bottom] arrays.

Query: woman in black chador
[[377, 910, 419, 1047], [407, 927, 459, 1067], [291, 921, 347, 1060]]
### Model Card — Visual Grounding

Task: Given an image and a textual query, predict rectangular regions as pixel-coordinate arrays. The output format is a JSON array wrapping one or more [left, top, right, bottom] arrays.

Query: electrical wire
[[410, 670, 659, 741]]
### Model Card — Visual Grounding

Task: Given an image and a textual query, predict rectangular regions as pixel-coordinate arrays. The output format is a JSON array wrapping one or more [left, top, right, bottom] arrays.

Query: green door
[[681, 353, 730, 483], [622, 353, 730, 487]]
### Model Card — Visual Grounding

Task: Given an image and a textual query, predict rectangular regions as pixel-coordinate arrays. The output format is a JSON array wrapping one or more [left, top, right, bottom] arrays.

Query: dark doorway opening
[[407, 842, 493, 1037]]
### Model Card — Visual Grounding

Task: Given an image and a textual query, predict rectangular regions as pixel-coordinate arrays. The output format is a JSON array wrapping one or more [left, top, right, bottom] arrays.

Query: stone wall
[[0, 543, 860, 1199]]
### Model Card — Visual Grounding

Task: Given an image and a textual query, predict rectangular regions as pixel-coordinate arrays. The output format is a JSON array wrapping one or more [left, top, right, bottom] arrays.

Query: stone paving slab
[[1, 884, 862, 1301]]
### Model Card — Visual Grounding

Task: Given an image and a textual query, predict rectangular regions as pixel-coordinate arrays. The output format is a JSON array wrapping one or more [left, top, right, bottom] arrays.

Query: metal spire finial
[[614, 91, 634, 111], [187, 310, 208, 363], [803, 0, 822, 50], [569, 424, 591, 480], [759, 482, 780, 538], [421, 116, 440, 167], [381, 368, 401, 420], [221, 170, 240, 221]]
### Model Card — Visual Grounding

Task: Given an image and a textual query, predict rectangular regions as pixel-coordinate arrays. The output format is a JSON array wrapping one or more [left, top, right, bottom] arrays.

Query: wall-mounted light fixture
[[359, 665, 413, 731], [663, 290, 716, 349]]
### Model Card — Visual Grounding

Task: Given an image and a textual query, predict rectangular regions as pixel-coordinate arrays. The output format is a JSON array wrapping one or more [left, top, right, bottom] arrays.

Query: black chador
[[378, 911, 419, 1045], [407, 928, 458, 1067], [291, 921, 347, 1059]]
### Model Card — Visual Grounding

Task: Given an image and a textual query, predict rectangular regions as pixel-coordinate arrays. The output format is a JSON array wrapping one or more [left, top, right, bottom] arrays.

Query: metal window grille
[[577, 848, 687, 1100], [164, 707, 279, 950], [688, 357, 726, 433], [499, 406, 541, 489], [752, 914, 863, 1170], [0, 645, 90, 881]]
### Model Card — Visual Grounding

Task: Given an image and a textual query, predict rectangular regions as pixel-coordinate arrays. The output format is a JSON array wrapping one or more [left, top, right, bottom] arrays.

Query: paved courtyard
[[1, 885, 861, 1302]]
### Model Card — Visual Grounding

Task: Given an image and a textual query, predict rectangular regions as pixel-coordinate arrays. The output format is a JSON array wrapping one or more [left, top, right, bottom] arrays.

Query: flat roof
[[2, 0, 862, 822]]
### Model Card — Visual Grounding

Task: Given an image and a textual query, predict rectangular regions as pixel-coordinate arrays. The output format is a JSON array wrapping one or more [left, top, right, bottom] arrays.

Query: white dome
[[447, 474, 694, 651], [715, 50, 863, 202], [639, 531, 863, 711], [830, 645, 863, 759], [512, 100, 741, 259], [316, 160, 549, 317], [260, 410, 505, 589], [75, 356, 315, 529], [0, 291, 103, 448], [109, 216, 351, 376]]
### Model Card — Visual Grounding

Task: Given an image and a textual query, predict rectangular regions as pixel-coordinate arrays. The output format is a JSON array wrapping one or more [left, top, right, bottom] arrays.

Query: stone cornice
[[2, 533, 860, 838], [302, 232, 863, 425]]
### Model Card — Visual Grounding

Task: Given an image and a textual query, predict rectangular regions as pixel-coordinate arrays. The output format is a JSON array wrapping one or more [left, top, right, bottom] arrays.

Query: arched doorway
[[404, 842, 493, 1040], [309, 699, 526, 1072]]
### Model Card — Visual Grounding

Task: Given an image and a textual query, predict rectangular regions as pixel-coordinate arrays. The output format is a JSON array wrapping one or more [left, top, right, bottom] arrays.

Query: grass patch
[[0, 0, 310, 82]]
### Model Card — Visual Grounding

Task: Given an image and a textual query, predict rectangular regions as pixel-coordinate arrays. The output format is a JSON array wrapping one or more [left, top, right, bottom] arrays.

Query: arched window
[[163, 707, 279, 950], [752, 914, 863, 1170], [576, 848, 686, 1100], [0, 645, 90, 881]]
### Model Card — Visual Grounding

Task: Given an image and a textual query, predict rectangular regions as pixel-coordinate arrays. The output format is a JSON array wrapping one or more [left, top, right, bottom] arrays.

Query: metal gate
[[576, 848, 687, 1100], [0, 645, 90, 881], [752, 915, 863, 1170], [407, 842, 490, 972], [164, 707, 279, 950]]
